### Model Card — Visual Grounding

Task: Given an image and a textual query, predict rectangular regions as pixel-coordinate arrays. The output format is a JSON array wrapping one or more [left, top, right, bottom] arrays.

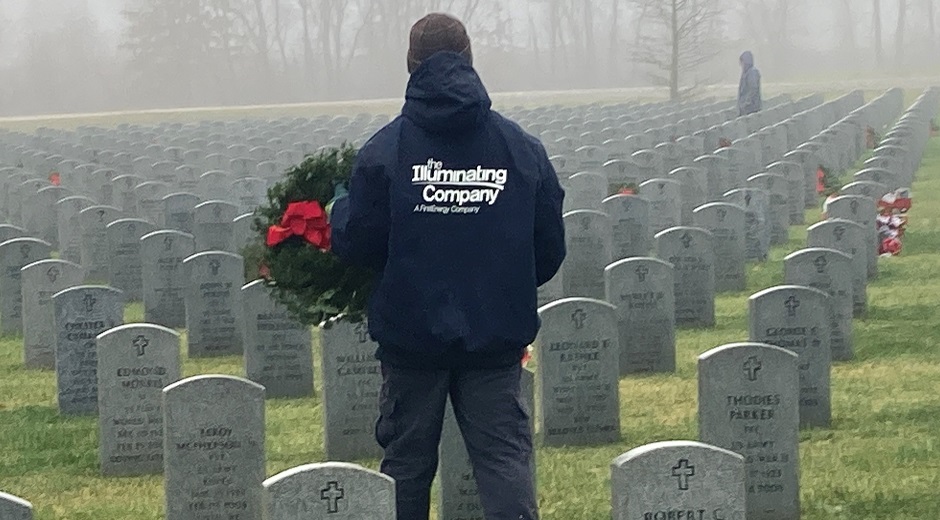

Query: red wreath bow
[[266, 201, 331, 250]]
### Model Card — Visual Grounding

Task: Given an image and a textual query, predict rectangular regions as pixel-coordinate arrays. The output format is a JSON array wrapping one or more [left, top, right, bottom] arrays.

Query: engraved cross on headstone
[[635, 265, 649, 282], [354, 322, 369, 343], [680, 232, 693, 249], [208, 259, 221, 276], [320, 481, 345, 513], [785, 296, 800, 317], [571, 309, 587, 329], [671, 459, 695, 491], [83, 293, 97, 313], [744, 356, 762, 381], [133, 335, 149, 357], [813, 255, 828, 273]]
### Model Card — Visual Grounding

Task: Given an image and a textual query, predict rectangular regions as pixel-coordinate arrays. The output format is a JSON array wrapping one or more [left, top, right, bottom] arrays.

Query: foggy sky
[[0, 0, 937, 117]]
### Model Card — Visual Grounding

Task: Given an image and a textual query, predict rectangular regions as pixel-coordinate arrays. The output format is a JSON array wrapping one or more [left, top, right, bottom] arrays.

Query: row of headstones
[[0, 114, 389, 175], [0, 93, 723, 189], [0, 337, 803, 520], [3, 239, 387, 461], [544, 94, 824, 176], [0, 97, 752, 223], [553, 88, 900, 212], [1, 166, 268, 225], [0, 93, 792, 191], [0, 206, 260, 332], [536, 87, 937, 443], [0, 94, 774, 239], [519, 94, 804, 155], [0, 331, 798, 520], [2, 241, 540, 520], [0, 374, 397, 520], [549, 91, 904, 308], [512, 89, 938, 519]]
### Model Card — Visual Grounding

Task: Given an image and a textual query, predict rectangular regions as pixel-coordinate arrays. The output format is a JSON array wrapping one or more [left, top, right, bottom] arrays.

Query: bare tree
[[896, 0, 908, 67], [874, 0, 884, 67], [608, 0, 622, 83], [632, 0, 723, 101]]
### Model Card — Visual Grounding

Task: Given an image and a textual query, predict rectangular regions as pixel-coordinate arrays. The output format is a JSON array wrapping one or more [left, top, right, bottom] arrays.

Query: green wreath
[[245, 144, 376, 325]]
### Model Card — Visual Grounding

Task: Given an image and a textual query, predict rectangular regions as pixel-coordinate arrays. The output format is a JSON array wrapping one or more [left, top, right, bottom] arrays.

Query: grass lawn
[[1, 123, 939, 519]]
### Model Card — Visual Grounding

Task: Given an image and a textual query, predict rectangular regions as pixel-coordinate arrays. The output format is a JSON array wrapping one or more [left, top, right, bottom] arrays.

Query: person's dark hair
[[407, 13, 473, 74]]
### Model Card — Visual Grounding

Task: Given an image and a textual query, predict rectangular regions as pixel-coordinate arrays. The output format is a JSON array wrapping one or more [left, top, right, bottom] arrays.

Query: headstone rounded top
[[562, 209, 609, 219], [195, 199, 238, 209], [106, 218, 154, 229], [263, 461, 394, 488], [639, 177, 680, 188], [21, 258, 82, 274], [52, 284, 124, 301], [0, 237, 52, 249], [613, 440, 743, 467], [601, 193, 647, 205], [605, 256, 672, 274], [140, 229, 195, 241], [56, 195, 96, 205], [163, 373, 265, 395], [806, 217, 866, 232], [0, 491, 32, 510], [79, 205, 121, 215], [182, 250, 243, 264], [162, 191, 201, 201], [97, 322, 179, 341], [654, 226, 713, 240], [537, 296, 616, 313], [783, 247, 851, 262], [698, 342, 798, 362], [693, 201, 745, 213], [748, 284, 829, 302], [242, 279, 268, 292]]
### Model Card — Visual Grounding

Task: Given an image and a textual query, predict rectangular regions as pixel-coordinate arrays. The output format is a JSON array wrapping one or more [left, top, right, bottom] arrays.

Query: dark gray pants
[[376, 362, 538, 520]]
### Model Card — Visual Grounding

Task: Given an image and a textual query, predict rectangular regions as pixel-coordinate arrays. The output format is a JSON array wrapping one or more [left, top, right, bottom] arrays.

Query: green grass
[[2, 131, 940, 519]]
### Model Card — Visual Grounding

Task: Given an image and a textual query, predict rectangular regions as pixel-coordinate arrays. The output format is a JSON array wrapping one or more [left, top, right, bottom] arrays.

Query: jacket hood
[[740, 51, 754, 70], [402, 51, 492, 134]]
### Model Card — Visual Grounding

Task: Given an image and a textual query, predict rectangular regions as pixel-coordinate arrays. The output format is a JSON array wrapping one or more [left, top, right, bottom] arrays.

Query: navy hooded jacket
[[738, 51, 762, 116], [331, 52, 566, 370]]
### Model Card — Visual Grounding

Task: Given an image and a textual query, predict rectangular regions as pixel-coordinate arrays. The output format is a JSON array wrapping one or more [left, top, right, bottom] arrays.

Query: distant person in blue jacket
[[330, 12, 565, 520], [738, 51, 762, 116]]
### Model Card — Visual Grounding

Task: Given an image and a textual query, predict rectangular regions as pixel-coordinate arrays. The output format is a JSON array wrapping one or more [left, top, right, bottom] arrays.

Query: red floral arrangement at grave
[[245, 144, 375, 325]]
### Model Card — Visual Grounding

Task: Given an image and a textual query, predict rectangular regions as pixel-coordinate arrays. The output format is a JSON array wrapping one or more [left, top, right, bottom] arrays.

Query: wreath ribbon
[[266, 200, 331, 250]]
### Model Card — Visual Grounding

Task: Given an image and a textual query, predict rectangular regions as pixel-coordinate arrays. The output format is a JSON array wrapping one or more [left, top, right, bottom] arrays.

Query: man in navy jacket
[[331, 12, 565, 520]]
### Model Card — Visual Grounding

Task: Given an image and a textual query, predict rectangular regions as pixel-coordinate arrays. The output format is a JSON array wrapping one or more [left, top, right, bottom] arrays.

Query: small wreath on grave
[[614, 183, 640, 196], [244, 144, 375, 325], [815, 165, 841, 197]]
